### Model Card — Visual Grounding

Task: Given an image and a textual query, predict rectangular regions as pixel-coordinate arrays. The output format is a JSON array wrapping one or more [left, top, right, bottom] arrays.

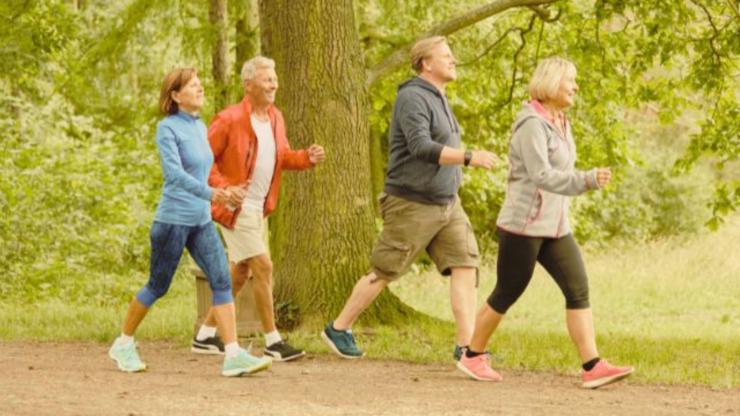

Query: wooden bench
[[192, 266, 262, 338]]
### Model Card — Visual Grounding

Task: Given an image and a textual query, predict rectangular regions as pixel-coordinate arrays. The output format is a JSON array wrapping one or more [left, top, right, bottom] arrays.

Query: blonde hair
[[410, 36, 448, 73], [241, 56, 276, 83], [528, 57, 577, 102], [159, 67, 198, 115]]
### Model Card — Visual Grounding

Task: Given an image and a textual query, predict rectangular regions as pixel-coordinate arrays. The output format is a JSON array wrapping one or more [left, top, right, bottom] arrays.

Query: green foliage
[[0, 87, 160, 303], [358, 0, 738, 248], [0, 0, 194, 304], [0, 0, 737, 306]]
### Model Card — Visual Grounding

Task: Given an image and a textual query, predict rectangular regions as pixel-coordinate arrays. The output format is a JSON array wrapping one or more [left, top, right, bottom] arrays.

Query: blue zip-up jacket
[[153, 111, 214, 226]]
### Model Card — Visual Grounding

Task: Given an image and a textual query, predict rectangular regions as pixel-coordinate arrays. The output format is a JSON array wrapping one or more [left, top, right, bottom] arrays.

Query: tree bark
[[233, 0, 259, 100], [366, 0, 561, 87], [210, 0, 229, 110], [259, 0, 419, 324], [235, 0, 259, 67]]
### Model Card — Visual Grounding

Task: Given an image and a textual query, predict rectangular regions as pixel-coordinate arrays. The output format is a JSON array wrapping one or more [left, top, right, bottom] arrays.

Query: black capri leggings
[[487, 228, 590, 314]]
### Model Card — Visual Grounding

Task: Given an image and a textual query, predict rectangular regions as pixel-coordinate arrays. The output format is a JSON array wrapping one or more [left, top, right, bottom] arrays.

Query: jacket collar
[[529, 99, 568, 131], [240, 96, 277, 124]]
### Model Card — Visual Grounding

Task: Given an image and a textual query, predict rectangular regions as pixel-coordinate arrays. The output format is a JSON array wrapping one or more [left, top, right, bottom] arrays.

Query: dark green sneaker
[[321, 322, 363, 359]]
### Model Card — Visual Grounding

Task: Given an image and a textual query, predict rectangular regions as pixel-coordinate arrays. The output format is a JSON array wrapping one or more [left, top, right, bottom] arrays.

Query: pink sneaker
[[581, 359, 634, 389], [457, 353, 503, 382]]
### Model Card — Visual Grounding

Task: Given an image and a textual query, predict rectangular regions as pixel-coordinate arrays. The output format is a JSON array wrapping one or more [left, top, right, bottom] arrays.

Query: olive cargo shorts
[[370, 193, 480, 282]]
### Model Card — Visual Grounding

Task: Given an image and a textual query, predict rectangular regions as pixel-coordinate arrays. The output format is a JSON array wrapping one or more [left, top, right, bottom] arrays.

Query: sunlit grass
[[384, 215, 740, 387], [2, 218, 738, 387], [0, 270, 196, 345]]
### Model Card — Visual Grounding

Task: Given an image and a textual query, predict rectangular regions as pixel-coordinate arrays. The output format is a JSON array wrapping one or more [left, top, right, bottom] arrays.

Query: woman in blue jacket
[[108, 68, 270, 377]]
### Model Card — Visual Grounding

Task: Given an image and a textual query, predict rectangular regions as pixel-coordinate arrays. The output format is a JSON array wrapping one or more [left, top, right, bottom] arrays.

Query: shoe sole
[[582, 368, 634, 389], [264, 350, 306, 362], [108, 349, 146, 373], [321, 331, 363, 359], [222, 360, 272, 377], [455, 361, 502, 382], [190, 345, 224, 355]]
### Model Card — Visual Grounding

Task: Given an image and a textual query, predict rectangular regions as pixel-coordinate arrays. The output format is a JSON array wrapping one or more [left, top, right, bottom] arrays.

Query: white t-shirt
[[243, 115, 276, 212]]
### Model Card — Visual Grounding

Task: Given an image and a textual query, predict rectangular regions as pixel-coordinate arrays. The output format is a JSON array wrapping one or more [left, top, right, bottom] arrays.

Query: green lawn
[[379, 215, 740, 387], [2, 218, 738, 388]]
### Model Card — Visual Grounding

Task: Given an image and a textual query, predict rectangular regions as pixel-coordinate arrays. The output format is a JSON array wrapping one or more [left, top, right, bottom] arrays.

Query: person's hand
[[469, 150, 499, 169], [596, 168, 612, 187], [226, 183, 248, 206], [308, 144, 326, 164], [211, 188, 229, 205]]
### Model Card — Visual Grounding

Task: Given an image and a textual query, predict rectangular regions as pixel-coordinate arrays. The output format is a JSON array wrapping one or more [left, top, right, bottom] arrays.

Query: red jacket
[[208, 97, 313, 228]]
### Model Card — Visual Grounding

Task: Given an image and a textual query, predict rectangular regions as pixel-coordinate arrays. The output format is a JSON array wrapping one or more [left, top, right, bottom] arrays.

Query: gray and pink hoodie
[[496, 100, 600, 238]]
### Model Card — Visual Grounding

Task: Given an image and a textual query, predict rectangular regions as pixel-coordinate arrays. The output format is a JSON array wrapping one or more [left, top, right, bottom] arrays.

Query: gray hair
[[240, 56, 276, 83]]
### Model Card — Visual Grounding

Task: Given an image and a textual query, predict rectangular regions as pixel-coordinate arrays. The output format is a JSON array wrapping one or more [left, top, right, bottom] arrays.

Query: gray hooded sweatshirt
[[383, 77, 462, 205], [496, 102, 600, 238]]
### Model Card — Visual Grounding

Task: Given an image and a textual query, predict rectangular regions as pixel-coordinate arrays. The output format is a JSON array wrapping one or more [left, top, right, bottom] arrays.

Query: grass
[[1, 218, 738, 388], [0, 270, 197, 346], [297, 215, 740, 388]]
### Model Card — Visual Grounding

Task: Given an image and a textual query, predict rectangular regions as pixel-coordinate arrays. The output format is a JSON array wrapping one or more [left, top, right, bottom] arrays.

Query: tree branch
[[689, 0, 722, 65], [459, 4, 561, 67], [496, 14, 538, 111], [361, 30, 406, 49], [527, 5, 561, 22], [366, 0, 561, 88], [457, 26, 518, 67], [726, 0, 740, 20]]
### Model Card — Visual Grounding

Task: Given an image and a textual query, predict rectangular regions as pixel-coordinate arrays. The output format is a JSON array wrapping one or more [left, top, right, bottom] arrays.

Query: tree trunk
[[209, 0, 229, 110], [233, 0, 259, 101], [235, 0, 259, 70], [259, 0, 418, 325]]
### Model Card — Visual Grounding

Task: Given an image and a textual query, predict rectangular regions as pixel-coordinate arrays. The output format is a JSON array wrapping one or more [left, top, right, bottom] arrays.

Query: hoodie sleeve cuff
[[586, 169, 599, 190], [425, 142, 445, 164]]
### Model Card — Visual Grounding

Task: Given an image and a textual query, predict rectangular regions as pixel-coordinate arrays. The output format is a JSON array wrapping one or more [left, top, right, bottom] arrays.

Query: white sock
[[115, 334, 134, 347], [196, 325, 217, 341], [264, 330, 282, 347], [224, 342, 241, 358]]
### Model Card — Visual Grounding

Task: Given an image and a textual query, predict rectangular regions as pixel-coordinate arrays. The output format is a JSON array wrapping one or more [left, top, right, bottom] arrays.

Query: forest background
[[1, 0, 737, 387]]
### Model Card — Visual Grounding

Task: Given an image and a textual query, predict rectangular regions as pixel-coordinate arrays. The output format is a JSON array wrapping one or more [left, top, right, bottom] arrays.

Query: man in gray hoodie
[[322, 36, 497, 360]]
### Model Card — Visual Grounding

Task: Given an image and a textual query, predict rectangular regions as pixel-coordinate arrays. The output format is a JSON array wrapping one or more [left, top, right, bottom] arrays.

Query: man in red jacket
[[192, 56, 325, 361]]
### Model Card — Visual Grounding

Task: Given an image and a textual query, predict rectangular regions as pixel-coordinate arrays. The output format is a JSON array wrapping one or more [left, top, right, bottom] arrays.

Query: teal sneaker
[[108, 341, 146, 373], [321, 322, 363, 359], [222, 348, 272, 377]]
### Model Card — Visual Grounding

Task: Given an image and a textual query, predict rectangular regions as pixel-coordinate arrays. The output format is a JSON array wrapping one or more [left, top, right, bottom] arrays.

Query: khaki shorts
[[219, 208, 269, 263], [370, 193, 479, 282]]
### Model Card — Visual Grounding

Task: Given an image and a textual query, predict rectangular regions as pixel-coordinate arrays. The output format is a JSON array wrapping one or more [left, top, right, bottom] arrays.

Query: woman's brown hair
[[159, 67, 198, 115]]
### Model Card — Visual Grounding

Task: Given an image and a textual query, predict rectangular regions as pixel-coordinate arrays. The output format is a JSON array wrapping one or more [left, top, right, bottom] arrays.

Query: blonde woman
[[457, 57, 633, 388]]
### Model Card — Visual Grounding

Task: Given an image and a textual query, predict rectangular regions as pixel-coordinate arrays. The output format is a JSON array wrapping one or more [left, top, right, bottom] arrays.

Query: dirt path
[[1, 341, 737, 416]]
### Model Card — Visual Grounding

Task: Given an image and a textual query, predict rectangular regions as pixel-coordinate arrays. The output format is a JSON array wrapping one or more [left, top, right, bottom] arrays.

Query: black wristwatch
[[464, 150, 473, 166]]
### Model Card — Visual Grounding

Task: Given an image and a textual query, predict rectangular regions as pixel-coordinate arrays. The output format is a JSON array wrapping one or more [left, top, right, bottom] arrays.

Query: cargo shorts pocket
[[370, 236, 412, 278], [466, 223, 480, 258]]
